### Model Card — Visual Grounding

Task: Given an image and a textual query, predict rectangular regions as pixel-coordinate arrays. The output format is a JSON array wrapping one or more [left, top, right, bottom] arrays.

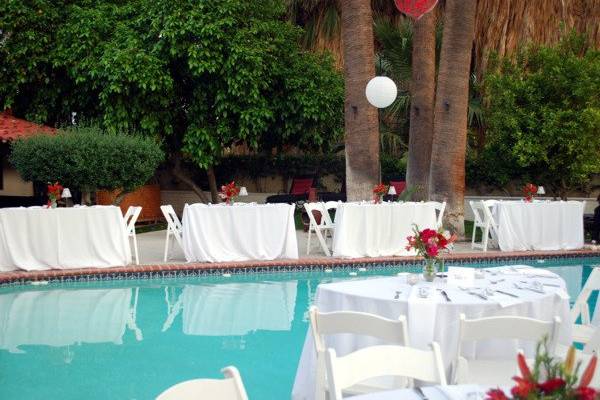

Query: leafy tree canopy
[[478, 31, 600, 197], [10, 126, 164, 195], [0, 0, 343, 170]]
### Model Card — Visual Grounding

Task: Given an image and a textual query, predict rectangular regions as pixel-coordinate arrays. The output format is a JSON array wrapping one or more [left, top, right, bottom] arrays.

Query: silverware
[[415, 387, 429, 400], [440, 290, 452, 302], [495, 289, 519, 298], [468, 291, 488, 300], [543, 283, 561, 287], [394, 291, 401, 300]]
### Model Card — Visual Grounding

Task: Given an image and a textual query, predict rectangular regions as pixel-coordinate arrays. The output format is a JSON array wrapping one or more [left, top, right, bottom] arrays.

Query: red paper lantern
[[394, 0, 438, 20]]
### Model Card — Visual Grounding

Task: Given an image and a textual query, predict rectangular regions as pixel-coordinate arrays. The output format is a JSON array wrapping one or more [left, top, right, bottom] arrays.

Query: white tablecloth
[[0, 288, 138, 353], [182, 203, 298, 262], [292, 266, 571, 400], [0, 206, 131, 271], [350, 384, 489, 400], [332, 202, 438, 258], [495, 201, 584, 251]]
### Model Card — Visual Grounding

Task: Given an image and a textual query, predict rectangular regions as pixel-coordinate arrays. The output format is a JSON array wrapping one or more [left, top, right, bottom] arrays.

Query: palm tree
[[429, 0, 477, 235], [340, 0, 379, 201], [405, 11, 437, 201]]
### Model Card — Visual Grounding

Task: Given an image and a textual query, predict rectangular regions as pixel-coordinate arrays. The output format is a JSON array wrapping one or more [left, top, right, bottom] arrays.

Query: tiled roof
[[0, 111, 55, 142]]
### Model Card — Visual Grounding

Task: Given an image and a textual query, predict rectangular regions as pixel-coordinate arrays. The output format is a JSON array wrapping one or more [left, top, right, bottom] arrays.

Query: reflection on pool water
[[1, 257, 599, 400]]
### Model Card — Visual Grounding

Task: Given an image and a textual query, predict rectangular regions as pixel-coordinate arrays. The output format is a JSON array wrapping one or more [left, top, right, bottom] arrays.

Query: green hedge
[[10, 125, 164, 193]]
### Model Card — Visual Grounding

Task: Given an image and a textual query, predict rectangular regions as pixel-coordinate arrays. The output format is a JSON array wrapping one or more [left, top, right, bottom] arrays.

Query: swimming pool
[[1, 257, 599, 400]]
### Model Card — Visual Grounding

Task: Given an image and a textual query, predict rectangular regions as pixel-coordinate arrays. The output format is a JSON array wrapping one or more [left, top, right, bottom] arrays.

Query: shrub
[[10, 126, 164, 198]]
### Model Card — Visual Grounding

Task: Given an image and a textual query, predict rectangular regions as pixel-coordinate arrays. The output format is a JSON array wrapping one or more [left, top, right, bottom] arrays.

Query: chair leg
[[163, 230, 170, 262], [471, 225, 477, 249], [132, 234, 140, 265], [482, 226, 490, 252], [306, 228, 312, 255], [315, 228, 331, 257]]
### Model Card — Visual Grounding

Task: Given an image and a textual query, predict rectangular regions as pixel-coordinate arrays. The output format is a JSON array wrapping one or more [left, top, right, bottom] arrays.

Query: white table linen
[[182, 203, 298, 262], [350, 385, 489, 400], [332, 202, 438, 258], [292, 266, 571, 400], [495, 201, 584, 251], [0, 206, 131, 271], [0, 288, 139, 353]]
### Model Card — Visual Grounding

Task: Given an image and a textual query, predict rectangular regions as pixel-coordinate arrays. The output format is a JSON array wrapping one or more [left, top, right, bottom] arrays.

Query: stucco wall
[[0, 164, 33, 196]]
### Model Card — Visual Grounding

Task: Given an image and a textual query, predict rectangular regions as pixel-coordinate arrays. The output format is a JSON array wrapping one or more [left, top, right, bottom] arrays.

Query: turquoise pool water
[[1, 257, 599, 400]]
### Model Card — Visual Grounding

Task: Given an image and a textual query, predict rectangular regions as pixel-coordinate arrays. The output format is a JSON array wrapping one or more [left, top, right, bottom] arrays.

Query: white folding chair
[[305, 203, 334, 256], [156, 366, 248, 400], [160, 205, 184, 262], [322, 201, 340, 231], [124, 206, 142, 265], [309, 306, 410, 400], [454, 313, 561, 387], [469, 200, 498, 251], [325, 343, 446, 400], [571, 267, 600, 345], [431, 201, 446, 229]]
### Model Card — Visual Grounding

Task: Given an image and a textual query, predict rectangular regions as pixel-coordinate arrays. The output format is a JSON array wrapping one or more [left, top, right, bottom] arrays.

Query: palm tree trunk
[[340, 0, 379, 201], [429, 0, 477, 235], [406, 11, 437, 201]]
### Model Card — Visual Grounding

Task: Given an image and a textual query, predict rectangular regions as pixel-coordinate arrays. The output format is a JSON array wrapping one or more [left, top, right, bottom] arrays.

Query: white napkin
[[438, 384, 488, 400], [407, 284, 437, 349]]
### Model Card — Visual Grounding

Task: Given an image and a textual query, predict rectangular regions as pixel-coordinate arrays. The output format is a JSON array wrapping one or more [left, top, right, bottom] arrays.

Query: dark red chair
[[389, 181, 406, 195], [266, 177, 314, 204]]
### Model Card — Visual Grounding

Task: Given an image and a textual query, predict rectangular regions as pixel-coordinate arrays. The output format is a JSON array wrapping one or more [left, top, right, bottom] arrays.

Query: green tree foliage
[[10, 126, 163, 196], [0, 0, 343, 171], [478, 32, 600, 197]]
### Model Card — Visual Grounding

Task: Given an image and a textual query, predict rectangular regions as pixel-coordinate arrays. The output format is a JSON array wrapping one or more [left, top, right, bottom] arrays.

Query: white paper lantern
[[365, 76, 398, 108]]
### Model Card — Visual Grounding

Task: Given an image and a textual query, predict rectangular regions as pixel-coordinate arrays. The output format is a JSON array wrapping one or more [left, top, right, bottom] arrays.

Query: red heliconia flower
[[579, 354, 598, 388], [575, 386, 597, 400], [517, 353, 533, 380], [486, 389, 508, 400], [511, 377, 536, 399], [538, 378, 566, 394]]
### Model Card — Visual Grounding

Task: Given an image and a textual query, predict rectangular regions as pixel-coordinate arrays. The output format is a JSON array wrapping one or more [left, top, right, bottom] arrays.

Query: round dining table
[[292, 266, 572, 400]]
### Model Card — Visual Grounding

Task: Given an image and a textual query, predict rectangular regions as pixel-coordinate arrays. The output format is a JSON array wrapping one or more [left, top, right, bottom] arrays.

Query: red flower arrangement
[[406, 225, 456, 280], [523, 183, 538, 202], [372, 183, 388, 204], [486, 340, 598, 400], [47, 182, 63, 208], [219, 181, 240, 205]]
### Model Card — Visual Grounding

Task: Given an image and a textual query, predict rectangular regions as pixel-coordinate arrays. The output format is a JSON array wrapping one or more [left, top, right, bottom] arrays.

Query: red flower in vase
[[219, 181, 240, 203], [511, 377, 536, 399], [522, 183, 538, 202], [575, 387, 596, 400], [538, 378, 566, 394]]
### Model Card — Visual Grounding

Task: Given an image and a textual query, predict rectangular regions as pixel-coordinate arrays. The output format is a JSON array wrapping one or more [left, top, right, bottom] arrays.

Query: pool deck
[[1, 229, 599, 285]]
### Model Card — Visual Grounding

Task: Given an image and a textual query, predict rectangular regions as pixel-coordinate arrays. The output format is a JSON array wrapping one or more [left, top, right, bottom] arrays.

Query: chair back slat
[[572, 267, 600, 325], [124, 206, 142, 235], [309, 307, 408, 353], [157, 366, 248, 400], [458, 314, 561, 353], [325, 344, 446, 400]]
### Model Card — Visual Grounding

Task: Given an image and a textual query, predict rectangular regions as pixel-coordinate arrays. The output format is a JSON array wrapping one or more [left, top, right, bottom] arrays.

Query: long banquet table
[[0, 206, 131, 271], [494, 201, 584, 251], [332, 202, 438, 258], [292, 266, 571, 400], [182, 203, 298, 262]]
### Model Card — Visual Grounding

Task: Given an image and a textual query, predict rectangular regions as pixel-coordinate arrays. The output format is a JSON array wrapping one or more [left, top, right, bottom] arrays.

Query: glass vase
[[423, 258, 437, 282]]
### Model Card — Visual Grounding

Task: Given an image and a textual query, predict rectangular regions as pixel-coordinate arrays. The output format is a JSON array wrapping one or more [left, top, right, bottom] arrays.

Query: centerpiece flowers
[[523, 183, 538, 203], [372, 183, 388, 204], [487, 340, 597, 400], [406, 225, 456, 281], [219, 181, 240, 205], [47, 182, 63, 208]]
